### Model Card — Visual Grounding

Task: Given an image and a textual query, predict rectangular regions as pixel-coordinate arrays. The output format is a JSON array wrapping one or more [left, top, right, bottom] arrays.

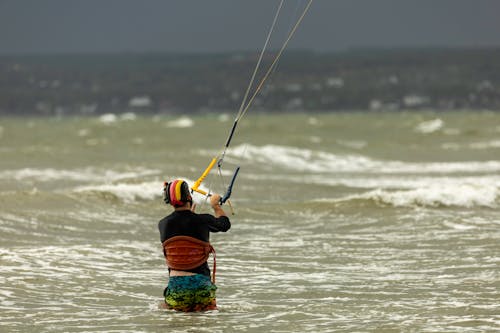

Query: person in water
[[158, 179, 231, 311]]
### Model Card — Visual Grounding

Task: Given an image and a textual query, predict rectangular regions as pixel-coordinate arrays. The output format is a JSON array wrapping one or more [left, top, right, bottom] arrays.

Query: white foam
[[120, 112, 137, 121], [77, 128, 91, 137], [72, 177, 214, 204], [414, 118, 444, 133], [230, 144, 375, 173], [443, 139, 500, 150], [165, 117, 194, 128], [306, 174, 500, 191], [469, 140, 500, 149], [74, 181, 160, 202], [218, 113, 231, 122], [98, 112, 137, 124], [443, 221, 476, 231], [98, 113, 117, 124], [308, 117, 319, 126], [0, 167, 160, 183], [229, 144, 500, 174], [341, 183, 499, 208], [267, 169, 500, 208]]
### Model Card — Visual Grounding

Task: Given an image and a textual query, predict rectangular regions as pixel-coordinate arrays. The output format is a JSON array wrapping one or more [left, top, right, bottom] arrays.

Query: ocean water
[[0, 111, 499, 332]]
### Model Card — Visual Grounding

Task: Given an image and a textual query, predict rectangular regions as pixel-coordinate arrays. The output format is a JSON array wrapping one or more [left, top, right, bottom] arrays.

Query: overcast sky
[[1, 0, 500, 54]]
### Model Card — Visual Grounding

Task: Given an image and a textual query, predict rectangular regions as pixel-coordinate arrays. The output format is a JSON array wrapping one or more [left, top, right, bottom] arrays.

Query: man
[[158, 179, 231, 312]]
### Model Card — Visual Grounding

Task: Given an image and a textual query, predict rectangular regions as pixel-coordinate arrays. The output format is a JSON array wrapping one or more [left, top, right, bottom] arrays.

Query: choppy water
[[1, 111, 499, 332]]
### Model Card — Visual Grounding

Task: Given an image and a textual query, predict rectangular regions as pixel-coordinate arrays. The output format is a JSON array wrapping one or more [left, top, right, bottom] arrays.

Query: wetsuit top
[[158, 210, 231, 277]]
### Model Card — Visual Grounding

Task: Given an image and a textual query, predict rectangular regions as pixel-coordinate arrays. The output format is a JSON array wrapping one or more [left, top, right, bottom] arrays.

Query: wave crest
[[229, 144, 500, 174], [335, 184, 499, 208]]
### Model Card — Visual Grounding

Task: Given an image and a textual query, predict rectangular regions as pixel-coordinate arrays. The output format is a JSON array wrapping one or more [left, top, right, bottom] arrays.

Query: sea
[[0, 111, 499, 332]]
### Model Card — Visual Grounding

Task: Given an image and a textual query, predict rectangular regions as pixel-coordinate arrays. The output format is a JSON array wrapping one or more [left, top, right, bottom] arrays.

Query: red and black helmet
[[163, 179, 192, 207]]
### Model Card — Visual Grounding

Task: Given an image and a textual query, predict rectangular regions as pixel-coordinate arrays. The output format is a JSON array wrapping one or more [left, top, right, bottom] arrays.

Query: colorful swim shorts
[[163, 274, 217, 312]]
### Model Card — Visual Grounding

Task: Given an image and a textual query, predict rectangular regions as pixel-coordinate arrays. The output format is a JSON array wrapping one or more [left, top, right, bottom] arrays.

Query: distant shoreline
[[2, 48, 500, 115]]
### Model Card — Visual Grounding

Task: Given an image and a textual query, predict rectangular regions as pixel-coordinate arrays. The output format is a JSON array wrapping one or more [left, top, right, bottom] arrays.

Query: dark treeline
[[1, 48, 500, 115]]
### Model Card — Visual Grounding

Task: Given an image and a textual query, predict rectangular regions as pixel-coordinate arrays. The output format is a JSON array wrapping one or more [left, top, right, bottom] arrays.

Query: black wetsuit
[[158, 210, 231, 277]]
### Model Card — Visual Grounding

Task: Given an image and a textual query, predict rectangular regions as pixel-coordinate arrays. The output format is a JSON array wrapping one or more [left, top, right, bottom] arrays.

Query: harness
[[162, 236, 217, 283]]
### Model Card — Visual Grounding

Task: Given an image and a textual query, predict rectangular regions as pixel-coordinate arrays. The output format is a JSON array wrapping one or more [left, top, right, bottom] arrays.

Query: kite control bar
[[220, 166, 240, 204], [191, 158, 240, 206], [191, 158, 217, 196]]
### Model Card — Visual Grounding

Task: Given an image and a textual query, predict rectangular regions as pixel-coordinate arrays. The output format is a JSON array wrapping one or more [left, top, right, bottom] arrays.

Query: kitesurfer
[[158, 179, 231, 311]]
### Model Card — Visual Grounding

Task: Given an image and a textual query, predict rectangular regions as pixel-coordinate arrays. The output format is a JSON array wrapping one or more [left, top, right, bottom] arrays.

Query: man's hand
[[210, 194, 222, 208], [209, 194, 226, 217]]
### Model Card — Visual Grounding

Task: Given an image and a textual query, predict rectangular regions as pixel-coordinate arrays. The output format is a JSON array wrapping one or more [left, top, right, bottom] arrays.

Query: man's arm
[[206, 193, 231, 232], [210, 194, 226, 218]]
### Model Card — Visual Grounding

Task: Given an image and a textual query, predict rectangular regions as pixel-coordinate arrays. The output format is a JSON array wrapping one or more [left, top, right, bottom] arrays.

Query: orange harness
[[162, 236, 216, 283]]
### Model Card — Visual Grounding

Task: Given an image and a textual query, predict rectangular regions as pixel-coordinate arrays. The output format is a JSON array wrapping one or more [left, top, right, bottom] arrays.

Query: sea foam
[[165, 117, 194, 128], [73, 181, 160, 202], [414, 118, 444, 133], [229, 144, 500, 174], [0, 167, 160, 183], [337, 183, 499, 208], [97, 113, 137, 124], [72, 177, 210, 204]]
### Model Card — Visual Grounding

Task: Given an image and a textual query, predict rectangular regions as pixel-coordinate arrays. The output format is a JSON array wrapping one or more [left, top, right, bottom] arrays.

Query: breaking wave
[[332, 184, 500, 208], [73, 181, 161, 203], [0, 167, 160, 183], [228, 144, 500, 208], [229, 144, 500, 174], [72, 177, 210, 204]]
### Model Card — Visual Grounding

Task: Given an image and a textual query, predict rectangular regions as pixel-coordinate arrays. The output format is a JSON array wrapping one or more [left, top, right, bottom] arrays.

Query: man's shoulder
[[158, 212, 175, 224]]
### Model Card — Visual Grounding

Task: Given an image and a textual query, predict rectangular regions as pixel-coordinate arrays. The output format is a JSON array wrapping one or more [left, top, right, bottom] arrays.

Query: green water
[[1, 111, 499, 332]]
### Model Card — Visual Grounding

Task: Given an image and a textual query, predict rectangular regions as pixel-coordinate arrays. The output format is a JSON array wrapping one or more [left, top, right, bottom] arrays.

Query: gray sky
[[1, 0, 500, 54]]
